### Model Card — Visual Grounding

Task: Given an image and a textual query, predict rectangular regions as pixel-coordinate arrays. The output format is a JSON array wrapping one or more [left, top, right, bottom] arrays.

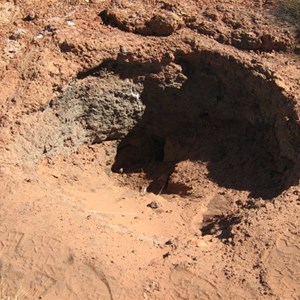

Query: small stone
[[147, 201, 160, 209], [66, 20, 75, 26], [23, 11, 36, 21], [35, 34, 43, 40], [165, 239, 173, 245], [119, 45, 128, 55], [140, 185, 147, 194], [145, 12, 182, 36]]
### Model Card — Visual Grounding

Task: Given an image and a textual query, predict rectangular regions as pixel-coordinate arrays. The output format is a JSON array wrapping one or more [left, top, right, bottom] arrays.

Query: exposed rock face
[[3, 74, 145, 163], [52, 74, 145, 144]]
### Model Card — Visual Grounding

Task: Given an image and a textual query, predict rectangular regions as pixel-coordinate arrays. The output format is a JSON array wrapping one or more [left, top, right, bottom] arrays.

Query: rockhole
[[54, 50, 300, 199], [111, 52, 300, 199]]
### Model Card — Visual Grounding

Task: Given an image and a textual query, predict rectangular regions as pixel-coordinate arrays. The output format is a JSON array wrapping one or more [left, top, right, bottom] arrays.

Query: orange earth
[[0, 0, 299, 299]]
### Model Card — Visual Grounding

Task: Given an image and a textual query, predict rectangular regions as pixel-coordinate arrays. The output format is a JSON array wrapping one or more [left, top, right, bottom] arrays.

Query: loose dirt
[[0, 0, 299, 299]]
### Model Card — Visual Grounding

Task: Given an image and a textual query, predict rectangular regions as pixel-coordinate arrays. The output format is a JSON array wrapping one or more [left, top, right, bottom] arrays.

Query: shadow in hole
[[86, 54, 300, 200], [112, 116, 294, 199]]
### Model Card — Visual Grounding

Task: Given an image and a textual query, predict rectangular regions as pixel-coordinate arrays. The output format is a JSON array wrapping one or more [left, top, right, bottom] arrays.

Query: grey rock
[[52, 74, 145, 146]]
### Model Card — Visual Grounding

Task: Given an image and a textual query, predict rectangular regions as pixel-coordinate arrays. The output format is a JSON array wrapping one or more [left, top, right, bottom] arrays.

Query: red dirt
[[0, 0, 299, 299]]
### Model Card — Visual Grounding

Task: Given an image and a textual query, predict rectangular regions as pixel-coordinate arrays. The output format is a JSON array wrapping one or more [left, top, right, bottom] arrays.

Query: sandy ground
[[1, 142, 299, 299], [0, 0, 299, 299]]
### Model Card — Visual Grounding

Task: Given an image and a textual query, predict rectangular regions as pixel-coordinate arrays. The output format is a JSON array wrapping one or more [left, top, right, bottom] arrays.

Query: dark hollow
[[111, 51, 300, 199]]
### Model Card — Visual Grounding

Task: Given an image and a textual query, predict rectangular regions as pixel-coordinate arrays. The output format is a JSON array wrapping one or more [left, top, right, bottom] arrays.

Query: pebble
[[147, 201, 160, 209], [23, 11, 36, 21]]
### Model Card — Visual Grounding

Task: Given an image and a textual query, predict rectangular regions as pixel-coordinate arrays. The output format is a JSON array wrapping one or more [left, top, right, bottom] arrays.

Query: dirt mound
[[99, 0, 298, 52]]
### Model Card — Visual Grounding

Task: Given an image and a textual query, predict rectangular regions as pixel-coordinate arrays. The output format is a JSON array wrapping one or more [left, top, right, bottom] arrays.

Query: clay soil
[[0, 0, 300, 299]]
